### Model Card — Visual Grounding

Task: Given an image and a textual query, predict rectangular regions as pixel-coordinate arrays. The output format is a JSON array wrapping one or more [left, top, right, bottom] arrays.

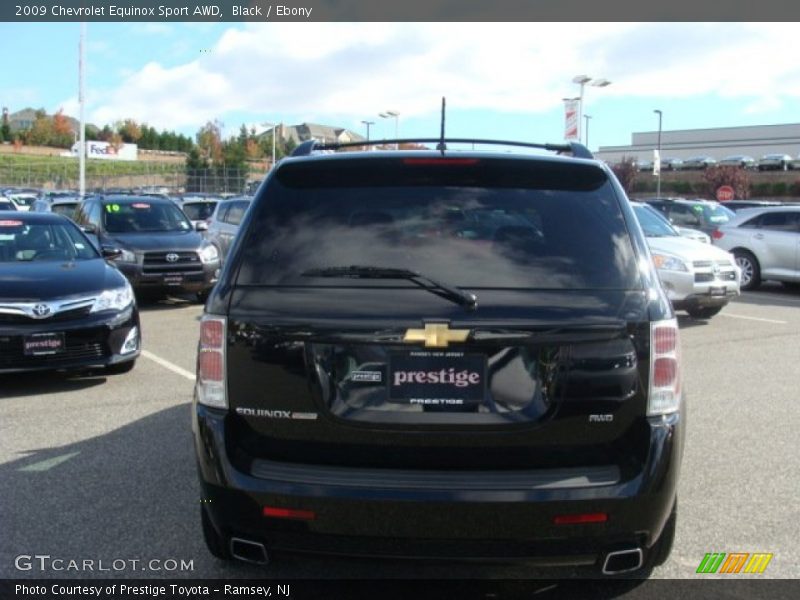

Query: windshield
[[182, 202, 217, 221], [51, 203, 78, 218], [237, 159, 640, 290], [0, 220, 100, 262], [700, 203, 734, 224], [632, 204, 678, 237], [10, 195, 36, 207], [103, 201, 193, 233]]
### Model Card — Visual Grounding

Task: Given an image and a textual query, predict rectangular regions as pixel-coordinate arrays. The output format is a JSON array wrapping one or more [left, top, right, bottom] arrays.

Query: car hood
[[0, 258, 128, 301], [647, 235, 734, 263], [106, 230, 204, 252]]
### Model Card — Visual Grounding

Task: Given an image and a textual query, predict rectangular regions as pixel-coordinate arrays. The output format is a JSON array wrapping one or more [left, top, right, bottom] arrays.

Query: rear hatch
[[222, 155, 652, 471]]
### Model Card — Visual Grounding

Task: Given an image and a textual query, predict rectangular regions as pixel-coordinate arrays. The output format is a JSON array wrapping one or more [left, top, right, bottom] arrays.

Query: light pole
[[361, 120, 374, 141], [654, 109, 663, 197], [584, 114, 592, 149], [572, 75, 611, 145], [379, 110, 400, 148], [261, 122, 277, 169], [78, 22, 86, 197]]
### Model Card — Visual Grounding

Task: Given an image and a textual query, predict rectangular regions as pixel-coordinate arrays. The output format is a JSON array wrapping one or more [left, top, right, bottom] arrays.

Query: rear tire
[[734, 250, 761, 290], [201, 505, 231, 560], [686, 306, 722, 320]]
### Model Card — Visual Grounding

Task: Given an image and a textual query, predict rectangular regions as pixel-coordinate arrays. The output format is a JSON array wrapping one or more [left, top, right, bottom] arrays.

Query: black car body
[[74, 195, 221, 299], [0, 212, 140, 374], [194, 140, 684, 576]]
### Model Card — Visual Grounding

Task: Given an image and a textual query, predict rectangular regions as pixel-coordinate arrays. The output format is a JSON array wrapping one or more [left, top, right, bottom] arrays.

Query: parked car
[[791, 155, 800, 170], [636, 158, 654, 172], [644, 197, 735, 236], [631, 202, 739, 318], [204, 196, 251, 264], [680, 156, 716, 170], [180, 195, 222, 230], [660, 158, 683, 171], [712, 206, 800, 291], [0, 212, 140, 374], [244, 179, 262, 195], [0, 198, 18, 211], [73, 195, 221, 301], [194, 138, 684, 576], [718, 155, 756, 169], [757, 153, 792, 171], [49, 197, 82, 220], [5, 192, 38, 211]]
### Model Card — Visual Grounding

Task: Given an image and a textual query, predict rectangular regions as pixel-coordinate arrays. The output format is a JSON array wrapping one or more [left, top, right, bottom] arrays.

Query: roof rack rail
[[290, 138, 594, 159]]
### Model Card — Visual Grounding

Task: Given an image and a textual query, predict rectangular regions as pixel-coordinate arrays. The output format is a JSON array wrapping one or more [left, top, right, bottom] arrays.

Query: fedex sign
[[64, 141, 138, 161]]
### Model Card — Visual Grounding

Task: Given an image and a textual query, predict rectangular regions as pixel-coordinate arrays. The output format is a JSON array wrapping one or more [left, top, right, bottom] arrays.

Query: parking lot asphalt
[[1, 285, 799, 586]]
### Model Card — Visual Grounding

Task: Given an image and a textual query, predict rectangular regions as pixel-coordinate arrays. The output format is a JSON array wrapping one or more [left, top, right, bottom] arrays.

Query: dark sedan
[[0, 212, 140, 374]]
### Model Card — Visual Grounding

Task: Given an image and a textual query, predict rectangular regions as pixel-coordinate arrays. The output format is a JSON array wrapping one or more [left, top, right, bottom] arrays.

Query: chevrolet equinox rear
[[193, 139, 684, 576]]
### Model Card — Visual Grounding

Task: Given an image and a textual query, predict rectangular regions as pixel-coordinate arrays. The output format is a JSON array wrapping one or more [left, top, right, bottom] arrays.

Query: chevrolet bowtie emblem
[[403, 323, 470, 348]]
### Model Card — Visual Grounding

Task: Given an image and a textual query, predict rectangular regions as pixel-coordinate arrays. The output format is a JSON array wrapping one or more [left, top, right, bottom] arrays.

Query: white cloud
[[73, 23, 800, 131]]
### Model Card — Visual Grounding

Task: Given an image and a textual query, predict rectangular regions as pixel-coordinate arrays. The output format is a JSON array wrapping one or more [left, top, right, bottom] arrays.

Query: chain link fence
[[0, 161, 261, 195]]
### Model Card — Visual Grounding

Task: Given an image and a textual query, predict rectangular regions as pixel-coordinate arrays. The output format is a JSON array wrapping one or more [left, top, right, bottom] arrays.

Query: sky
[[2, 22, 800, 151]]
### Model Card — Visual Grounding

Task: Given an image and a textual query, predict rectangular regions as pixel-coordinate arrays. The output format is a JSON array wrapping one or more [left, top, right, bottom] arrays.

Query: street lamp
[[654, 109, 663, 197], [379, 110, 400, 148], [361, 120, 374, 141], [572, 75, 611, 145], [584, 114, 592, 149], [261, 121, 277, 170]]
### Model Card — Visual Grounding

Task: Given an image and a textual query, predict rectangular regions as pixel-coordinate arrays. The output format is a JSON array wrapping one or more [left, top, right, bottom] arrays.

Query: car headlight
[[91, 284, 135, 313], [652, 253, 689, 272], [199, 244, 219, 264], [116, 249, 136, 262]]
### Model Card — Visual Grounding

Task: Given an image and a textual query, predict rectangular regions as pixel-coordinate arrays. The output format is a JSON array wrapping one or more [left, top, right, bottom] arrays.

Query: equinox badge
[[403, 322, 470, 348]]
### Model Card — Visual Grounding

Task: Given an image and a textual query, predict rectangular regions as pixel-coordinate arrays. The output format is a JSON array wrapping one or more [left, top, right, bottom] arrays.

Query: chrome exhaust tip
[[602, 548, 643, 575], [230, 537, 269, 564]]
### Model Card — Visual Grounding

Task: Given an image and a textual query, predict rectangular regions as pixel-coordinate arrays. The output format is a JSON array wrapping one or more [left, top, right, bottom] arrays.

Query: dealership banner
[[564, 99, 579, 141]]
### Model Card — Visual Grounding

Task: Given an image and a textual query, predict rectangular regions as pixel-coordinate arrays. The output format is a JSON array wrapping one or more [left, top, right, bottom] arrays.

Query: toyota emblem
[[166, 253, 180, 263], [32, 304, 52, 318]]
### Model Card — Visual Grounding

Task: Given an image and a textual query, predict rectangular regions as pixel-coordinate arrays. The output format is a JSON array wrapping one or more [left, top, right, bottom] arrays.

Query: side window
[[757, 212, 798, 232], [215, 203, 231, 224], [225, 202, 247, 227], [87, 201, 102, 229], [669, 205, 701, 227]]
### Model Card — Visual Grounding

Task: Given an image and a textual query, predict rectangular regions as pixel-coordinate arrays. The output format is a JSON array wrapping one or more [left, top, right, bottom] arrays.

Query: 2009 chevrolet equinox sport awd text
[[193, 136, 684, 577]]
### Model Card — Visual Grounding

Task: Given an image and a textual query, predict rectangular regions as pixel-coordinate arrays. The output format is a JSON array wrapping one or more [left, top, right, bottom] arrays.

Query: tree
[[702, 165, 751, 200], [117, 119, 142, 144], [611, 156, 638, 195], [25, 109, 54, 146], [196, 120, 223, 164], [52, 109, 74, 148]]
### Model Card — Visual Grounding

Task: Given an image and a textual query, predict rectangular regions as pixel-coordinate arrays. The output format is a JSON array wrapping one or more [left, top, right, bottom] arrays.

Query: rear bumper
[[193, 404, 684, 564]]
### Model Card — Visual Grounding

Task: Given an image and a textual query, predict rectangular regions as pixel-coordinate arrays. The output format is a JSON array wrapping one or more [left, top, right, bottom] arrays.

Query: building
[[595, 123, 800, 164], [262, 122, 366, 146], [4, 107, 86, 136]]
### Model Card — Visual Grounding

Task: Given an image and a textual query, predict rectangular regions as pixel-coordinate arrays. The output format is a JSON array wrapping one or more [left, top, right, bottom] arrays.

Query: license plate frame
[[163, 273, 184, 286], [709, 286, 726, 297], [23, 332, 65, 356]]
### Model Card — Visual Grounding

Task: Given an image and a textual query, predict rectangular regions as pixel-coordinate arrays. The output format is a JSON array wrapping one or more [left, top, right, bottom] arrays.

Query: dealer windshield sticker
[[0, 220, 23, 227], [105, 204, 121, 213], [131, 203, 151, 209]]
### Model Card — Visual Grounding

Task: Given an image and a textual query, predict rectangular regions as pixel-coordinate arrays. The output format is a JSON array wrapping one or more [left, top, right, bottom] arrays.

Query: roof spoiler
[[291, 139, 593, 160]]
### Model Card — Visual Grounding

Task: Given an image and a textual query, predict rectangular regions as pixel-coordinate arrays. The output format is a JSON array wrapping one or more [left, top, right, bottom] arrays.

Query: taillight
[[711, 229, 724, 240], [648, 319, 681, 416], [196, 315, 227, 408]]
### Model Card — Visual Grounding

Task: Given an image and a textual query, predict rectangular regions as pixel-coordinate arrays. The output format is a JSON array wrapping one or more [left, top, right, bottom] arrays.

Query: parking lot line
[[18, 451, 80, 472], [719, 313, 787, 324], [141, 349, 195, 381]]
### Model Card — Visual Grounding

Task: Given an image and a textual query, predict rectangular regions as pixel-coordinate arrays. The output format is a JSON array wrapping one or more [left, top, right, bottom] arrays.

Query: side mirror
[[195, 221, 209, 232], [81, 223, 97, 234], [101, 246, 123, 259]]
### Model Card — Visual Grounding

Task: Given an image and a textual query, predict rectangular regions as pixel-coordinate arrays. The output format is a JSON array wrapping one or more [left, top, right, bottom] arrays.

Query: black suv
[[74, 195, 220, 301], [194, 138, 684, 576]]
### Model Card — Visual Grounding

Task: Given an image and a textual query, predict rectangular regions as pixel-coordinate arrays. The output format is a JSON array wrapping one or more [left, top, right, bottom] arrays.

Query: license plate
[[163, 273, 184, 286], [23, 332, 65, 356], [388, 351, 487, 407], [709, 286, 726, 297]]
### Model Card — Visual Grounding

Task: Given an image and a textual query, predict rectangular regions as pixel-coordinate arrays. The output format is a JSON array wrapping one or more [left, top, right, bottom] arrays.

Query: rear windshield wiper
[[301, 265, 478, 310]]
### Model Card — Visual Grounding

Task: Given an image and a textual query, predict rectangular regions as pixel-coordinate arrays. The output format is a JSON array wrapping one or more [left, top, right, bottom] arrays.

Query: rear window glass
[[182, 202, 217, 221], [236, 158, 640, 290]]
